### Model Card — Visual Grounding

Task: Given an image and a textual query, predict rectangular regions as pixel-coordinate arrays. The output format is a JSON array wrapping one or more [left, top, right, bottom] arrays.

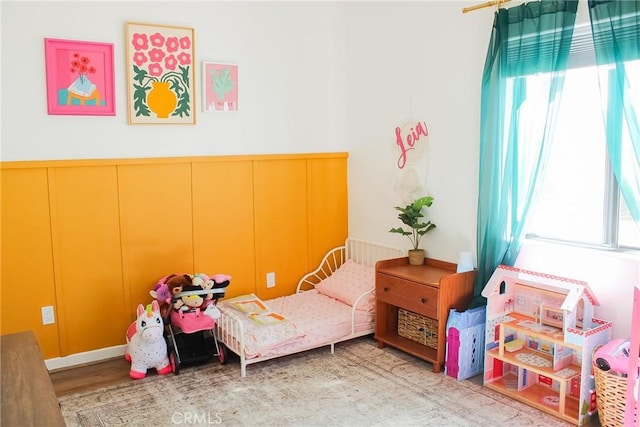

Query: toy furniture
[[374, 257, 475, 373], [445, 305, 486, 380], [482, 265, 612, 426], [216, 238, 403, 377]]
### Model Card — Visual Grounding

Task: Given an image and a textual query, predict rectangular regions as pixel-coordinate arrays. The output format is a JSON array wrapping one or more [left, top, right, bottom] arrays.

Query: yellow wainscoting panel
[[306, 157, 348, 269], [253, 159, 309, 300], [48, 166, 128, 356], [1, 168, 60, 358], [118, 163, 194, 320], [1, 153, 347, 359], [192, 160, 255, 298]]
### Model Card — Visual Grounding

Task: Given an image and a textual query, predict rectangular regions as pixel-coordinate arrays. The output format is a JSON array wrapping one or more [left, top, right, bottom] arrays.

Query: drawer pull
[[421, 297, 428, 304], [383, 287, 389, 292]]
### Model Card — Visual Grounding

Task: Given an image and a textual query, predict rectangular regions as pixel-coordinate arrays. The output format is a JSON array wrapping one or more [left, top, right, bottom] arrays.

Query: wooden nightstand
[[375, 257, 475, 373]]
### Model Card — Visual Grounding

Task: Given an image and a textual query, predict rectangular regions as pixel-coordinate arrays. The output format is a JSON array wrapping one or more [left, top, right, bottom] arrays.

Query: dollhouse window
[[499, 280, 506, 295], [576, 299, 584, 329]]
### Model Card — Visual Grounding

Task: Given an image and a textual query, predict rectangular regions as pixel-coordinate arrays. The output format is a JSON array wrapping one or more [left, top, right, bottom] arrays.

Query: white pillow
[[315, 259, 375, 311]]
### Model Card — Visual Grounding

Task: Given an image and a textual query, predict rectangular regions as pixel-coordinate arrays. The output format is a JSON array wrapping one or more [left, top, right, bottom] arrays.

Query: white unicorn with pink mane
[[125, 300, 172, 379]]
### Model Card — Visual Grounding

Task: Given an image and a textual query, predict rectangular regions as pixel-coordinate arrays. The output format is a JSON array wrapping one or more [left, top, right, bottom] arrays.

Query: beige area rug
[[59, 336, 572, 426]]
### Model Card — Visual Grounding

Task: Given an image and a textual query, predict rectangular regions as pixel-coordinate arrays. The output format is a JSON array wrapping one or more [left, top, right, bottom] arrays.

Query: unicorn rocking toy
[[125, 300, 172, 379]]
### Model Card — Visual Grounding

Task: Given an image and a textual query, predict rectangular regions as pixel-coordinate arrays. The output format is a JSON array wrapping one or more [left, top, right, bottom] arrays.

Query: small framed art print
[[44, 38, 115, 116], [202, 61, 238, 112]]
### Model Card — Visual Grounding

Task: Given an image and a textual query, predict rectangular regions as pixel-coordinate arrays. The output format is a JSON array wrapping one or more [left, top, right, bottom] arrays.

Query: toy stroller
[[163, 274, 231, 374]]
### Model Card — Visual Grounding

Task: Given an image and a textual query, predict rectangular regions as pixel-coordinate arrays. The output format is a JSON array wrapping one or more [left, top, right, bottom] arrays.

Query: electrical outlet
[[266, 272, 276, 288], [41, 306, 55, 325]]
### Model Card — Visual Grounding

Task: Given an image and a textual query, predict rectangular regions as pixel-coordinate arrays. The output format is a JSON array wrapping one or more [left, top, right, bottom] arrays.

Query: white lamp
[[457, 251, 474, 273]]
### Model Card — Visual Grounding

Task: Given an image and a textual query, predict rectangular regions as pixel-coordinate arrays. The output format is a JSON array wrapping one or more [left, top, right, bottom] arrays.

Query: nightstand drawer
[[377, 274, 438, 319]]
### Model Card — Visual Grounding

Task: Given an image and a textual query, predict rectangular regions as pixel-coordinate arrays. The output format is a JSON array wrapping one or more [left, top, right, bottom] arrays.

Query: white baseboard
[[45, 344, 127, 371]]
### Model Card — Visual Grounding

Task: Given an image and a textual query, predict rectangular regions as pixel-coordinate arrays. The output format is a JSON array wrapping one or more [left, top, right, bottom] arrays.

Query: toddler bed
[[215, 237, 403, 376]]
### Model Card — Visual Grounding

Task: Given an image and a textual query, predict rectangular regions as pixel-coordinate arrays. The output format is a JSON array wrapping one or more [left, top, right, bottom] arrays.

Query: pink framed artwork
[[44, 38, 115, 116], [125, 22, 196, 125], [202, 61, 238, 112]]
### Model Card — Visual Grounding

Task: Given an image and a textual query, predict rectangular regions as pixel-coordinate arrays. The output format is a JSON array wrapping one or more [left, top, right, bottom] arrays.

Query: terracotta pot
[[408, 249, 425, 266]]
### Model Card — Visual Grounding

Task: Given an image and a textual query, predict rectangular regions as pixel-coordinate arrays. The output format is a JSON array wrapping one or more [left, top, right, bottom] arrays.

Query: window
[[524, 59, 640, 250]]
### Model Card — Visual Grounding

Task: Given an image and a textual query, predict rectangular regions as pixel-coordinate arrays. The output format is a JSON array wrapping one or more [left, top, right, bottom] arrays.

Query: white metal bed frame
[[215, 237, 403, 377]]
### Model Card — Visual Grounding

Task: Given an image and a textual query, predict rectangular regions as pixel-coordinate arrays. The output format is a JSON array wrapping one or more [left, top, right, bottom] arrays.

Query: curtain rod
[[462, 0, 511, 14]]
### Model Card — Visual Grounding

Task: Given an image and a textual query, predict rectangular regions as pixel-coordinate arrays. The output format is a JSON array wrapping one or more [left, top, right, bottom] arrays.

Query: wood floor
[[50, 357, 133, 397], [49, 351, 238, 396]]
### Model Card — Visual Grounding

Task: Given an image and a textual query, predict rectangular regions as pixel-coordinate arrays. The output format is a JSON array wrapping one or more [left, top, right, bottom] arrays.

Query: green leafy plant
[[389, 196, 437, 251]]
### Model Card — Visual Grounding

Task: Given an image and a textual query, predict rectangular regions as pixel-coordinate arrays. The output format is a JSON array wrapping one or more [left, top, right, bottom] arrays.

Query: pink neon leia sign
[[395, 120, 428, 169]]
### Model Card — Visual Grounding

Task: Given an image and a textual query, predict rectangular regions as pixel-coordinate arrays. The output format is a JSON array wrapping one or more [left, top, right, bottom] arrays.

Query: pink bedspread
[[219, 290, 374, 359]]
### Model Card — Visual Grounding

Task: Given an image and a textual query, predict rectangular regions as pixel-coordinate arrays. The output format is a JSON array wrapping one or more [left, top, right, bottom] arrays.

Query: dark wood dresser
[[1, 331, 65, 426]]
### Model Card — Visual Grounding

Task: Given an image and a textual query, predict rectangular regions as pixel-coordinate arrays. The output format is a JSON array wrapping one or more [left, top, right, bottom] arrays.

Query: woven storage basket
[[593, 364, 627, 427], [398, 308, 438, 348]]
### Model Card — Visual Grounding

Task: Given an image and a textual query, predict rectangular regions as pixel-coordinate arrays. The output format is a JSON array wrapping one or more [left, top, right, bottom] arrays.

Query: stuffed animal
[[211, 274, 232, 287], [169, 282, 220, 332], [204, 303, 221, 320], [173, 273, 226, 319], [191, 273, 216, 305], [192, 273, 214, 290], [173, 284, 206, 312], [150, 278, 172, 305], [125, 300, 172, 379], [165, 273, 193, 298], [150, 277, 173, 317]]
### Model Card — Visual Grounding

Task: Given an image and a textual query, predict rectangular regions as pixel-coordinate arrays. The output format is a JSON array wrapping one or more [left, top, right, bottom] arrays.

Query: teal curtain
[[588, 0, 640, 222], [473, 1, 578, 305]]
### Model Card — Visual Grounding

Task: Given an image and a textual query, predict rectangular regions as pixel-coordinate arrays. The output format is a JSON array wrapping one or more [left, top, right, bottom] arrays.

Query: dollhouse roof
[[481, 265, 600, 309]]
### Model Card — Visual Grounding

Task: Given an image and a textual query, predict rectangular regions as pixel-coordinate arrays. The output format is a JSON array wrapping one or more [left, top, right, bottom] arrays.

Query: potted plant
[[389, 196, 437, 265]]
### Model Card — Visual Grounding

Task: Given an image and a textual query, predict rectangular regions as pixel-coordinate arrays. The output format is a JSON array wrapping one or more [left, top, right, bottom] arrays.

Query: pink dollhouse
[[482, 265, 612, 426]]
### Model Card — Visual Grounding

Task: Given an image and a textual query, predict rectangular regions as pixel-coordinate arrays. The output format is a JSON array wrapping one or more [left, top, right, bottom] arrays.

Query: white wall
[[0, 1, 349, 160], [341, 0, 638, 339], [2, 1, 638, 338], [344, 1, 488, 264]]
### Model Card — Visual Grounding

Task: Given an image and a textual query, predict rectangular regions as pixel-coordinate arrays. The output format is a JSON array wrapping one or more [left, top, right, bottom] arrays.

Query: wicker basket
[[398, 308, 438, 348], [593, 364, 627, 427]]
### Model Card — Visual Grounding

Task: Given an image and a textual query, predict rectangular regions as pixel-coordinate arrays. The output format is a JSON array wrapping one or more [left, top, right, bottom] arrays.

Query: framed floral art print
[[125, 22, 196, 125], [44, 38, 115, 116]]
